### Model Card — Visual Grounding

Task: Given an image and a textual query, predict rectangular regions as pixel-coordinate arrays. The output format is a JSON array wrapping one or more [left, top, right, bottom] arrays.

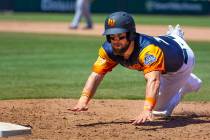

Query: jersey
[[92, 33, 184, 75]]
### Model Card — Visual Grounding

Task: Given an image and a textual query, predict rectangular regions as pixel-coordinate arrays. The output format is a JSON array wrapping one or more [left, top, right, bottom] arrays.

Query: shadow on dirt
[[76, 112, 210, 129], [76, 120, 131, 127]]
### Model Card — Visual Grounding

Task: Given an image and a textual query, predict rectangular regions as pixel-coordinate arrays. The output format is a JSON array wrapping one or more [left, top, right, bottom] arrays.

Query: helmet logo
[[107, 18, 116, 27]]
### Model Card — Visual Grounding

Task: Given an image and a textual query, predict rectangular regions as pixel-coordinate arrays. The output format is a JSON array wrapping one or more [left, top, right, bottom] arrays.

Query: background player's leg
[[82, 0, 92, 29], [70, 0, 83, 29]]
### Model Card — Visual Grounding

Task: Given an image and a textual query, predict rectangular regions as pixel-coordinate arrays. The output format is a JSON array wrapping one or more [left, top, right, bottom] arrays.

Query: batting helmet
[[103, 11, 136, 42]]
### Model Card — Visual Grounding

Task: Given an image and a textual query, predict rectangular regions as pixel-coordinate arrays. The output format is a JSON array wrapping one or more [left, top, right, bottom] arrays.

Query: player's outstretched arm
[[131, 71, 160, 125], [70, 72, 104, 112]]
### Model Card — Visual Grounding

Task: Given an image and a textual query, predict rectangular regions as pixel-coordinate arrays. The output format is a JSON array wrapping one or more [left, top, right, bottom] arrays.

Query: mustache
[[112, 43, 123, 47]]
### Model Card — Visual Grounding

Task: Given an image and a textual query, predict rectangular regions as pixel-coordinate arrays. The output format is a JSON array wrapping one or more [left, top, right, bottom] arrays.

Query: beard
[[112, 42, 130, 55]]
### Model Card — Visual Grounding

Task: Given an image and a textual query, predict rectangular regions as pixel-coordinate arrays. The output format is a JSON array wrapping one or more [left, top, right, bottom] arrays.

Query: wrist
[[143, 97, 156, 111], [80, 91, 93, 104], [81, 91, 92, 98], [79, 95, 89, 104]]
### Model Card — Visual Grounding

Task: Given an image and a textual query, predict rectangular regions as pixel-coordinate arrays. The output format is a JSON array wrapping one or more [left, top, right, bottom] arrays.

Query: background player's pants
[[154, 34, 202, 112], [71, 0, 93, 28]]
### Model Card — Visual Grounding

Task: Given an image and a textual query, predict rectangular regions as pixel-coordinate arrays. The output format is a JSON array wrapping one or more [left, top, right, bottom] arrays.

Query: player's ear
[[126, 32, 136, 41], [126, 32, 130, 41]]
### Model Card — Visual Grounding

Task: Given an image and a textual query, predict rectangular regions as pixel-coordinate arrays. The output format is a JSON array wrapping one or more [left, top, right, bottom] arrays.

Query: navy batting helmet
[[103, 11, 136, 42]]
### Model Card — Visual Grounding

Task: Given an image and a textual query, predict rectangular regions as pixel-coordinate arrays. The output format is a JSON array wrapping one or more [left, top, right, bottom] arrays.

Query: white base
[[0, 122, 31, 137]]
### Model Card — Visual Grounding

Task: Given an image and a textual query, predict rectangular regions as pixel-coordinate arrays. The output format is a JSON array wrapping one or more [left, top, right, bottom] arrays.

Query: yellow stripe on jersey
[[92, 47, 117, 75], [139, 44, 165, 74]]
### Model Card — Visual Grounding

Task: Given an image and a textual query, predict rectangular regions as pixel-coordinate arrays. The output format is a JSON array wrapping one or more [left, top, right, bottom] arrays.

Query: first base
[[0, 122, 31, 137]]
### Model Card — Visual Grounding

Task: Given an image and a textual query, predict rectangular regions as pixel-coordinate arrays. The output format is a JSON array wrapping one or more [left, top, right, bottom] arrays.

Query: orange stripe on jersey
[[92, 47, 117, 75], [139, 44, 165, 74]]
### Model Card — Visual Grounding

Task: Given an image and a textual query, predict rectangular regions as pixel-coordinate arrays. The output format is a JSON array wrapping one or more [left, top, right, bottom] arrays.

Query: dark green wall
[[1, 0, 209, 15], [0, 0, 13, 11], [14, 0, 41, 11], [91, 0, 209, 14]]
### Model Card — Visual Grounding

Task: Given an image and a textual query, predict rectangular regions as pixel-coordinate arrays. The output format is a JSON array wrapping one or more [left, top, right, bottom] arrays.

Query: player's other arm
[[70, 47, 117, 112], [70, 72, 104, 112]]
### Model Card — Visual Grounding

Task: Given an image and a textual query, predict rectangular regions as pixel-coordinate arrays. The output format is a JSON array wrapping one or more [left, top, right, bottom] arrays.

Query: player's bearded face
[[110, 33, 130, 55]]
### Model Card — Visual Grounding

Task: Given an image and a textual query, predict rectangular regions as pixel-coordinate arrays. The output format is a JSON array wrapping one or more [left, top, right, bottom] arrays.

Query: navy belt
[[182, 49, 188, 64]]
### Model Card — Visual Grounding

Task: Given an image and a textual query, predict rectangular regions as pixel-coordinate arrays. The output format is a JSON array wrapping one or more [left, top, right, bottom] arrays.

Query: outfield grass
[[0, 32, 209, 101], [0, 12, 210, 27]]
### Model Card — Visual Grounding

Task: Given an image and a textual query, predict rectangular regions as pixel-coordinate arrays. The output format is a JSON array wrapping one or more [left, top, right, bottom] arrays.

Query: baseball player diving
[[70, 11, 202, 125]]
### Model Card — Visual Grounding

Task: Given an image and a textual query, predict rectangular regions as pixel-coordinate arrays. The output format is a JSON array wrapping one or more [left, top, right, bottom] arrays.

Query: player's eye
[[119, 36, 126, 40], [110, 36, 115, 41], [110, 36, 126, 41]]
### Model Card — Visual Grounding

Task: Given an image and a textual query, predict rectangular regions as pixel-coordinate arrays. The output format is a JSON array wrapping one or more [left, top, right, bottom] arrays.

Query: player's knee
[[190, 73, 202, 92], [194, 78, 202, 92]]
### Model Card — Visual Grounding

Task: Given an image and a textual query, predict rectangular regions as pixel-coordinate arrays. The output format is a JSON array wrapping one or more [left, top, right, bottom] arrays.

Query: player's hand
[[131, 110, 153, 125], [69, 96, 89, 112]]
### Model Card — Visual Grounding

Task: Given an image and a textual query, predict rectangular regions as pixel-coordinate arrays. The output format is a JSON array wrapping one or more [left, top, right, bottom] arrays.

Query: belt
[[182, 48, 188, 64]]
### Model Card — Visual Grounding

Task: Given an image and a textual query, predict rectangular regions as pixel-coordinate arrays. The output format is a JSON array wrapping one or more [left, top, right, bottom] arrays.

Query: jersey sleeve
[[139, 44, 165, 74], [92, 47, 118, 75]]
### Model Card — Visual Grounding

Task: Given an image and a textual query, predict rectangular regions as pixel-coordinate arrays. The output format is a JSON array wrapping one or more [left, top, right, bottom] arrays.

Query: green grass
[[0, 12, 210, 27], [0, 32, 101, 99], [0, 32, 209, 101]]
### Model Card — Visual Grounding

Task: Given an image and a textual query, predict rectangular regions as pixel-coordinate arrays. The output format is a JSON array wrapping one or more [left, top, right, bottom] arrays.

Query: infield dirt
[[0, 21, 210, 41], [0, 99, 210, 140]]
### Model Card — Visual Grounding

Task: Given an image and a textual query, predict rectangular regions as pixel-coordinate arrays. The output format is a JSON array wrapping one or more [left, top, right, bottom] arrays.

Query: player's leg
[[153, 32, 197, 116], [82, 0, 93, 29], [156, 73, 202, 116], [153, 70, 191, 116], [70, 0, 83, 28], [170, 27, 202, 95], [179, 73, 202, 96], [158, 73, 202, 116]]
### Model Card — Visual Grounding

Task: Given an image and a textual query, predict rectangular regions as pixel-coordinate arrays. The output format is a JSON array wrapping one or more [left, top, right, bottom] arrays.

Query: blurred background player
[[69, 0, 93, 29], [70, 11, 202, 125]]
